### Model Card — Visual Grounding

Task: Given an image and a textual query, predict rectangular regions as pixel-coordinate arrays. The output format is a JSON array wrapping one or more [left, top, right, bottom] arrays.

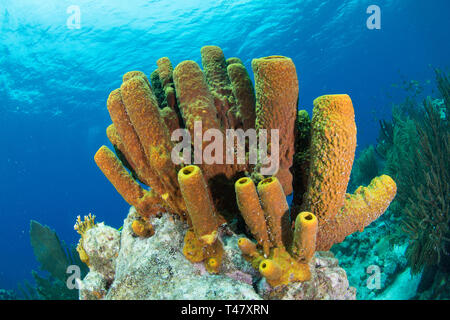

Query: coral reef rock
[[79, 208, 355, 300], [82, 222, 120, 282]]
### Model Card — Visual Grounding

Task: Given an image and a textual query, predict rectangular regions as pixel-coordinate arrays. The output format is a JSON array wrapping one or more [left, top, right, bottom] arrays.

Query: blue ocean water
[[0, 0, 448, 293]]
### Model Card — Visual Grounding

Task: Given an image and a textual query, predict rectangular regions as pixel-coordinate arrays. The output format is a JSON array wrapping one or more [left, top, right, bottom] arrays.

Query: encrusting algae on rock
[[80, 45, 397, 297]]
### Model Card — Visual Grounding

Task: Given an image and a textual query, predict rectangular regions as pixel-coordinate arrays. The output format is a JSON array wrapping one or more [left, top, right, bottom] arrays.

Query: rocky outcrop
[[79, 207, 355, 300]]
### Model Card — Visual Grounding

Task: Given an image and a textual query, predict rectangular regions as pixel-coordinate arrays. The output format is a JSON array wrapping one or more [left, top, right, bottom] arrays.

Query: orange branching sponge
[[292, 212, 318, 263], [106, 124, 143, 183], [252, 56, 298, 195], [173, 60, 222, 136], [95, 46, 259, 228], [316, 175, 397, 251], [159, 106, 180, 134], [235, 177, 271, 255], [172, 60, 223, 138], [123, 71, 151, 85], [302, 94, 357, 222], [199, 46, 253, 177], [105, 124, 122, 153], [178, 165, 219, 245]]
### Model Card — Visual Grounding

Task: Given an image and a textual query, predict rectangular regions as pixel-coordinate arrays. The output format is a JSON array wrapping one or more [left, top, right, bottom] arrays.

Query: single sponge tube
[[235, 177, 271, 255], [257, 177, 290, 248], [302, 94, 357, 223], [106, 89, 159, 189], [292, 212, 318, 262], [237, 238, 258, 257], [252, 55, 298, 195], [317, 175, 397, 251], [178, 165, 218, 245], [227, 63, 256, 130], [94, 146, 163, 218]]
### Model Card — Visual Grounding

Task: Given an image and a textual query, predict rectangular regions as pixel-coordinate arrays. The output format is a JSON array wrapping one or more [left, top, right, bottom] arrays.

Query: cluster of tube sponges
[[91, 45, 397, 287], [235, 176, 316, 287]]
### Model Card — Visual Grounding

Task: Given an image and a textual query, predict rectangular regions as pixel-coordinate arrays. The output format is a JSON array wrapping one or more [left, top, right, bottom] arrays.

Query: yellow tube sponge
[[182, 229, 205, 263], [120, 75, 186, 215], [257, 177, 290, 248], [122, 70, 151, 85], [94, 146, 164, 218], [182, 229, 224, 274], [235, 177, 271, 255], [238, 238, 264, 269], [156, 57, 174, 89], [292, 212, 318, 263], [159, 106, 180, 134], [204, 240, 224, 274], [252, 56, 298, 195], [173, 60, 236, 180], [259, 248, 311, 287], [201, 45, 231, 93], [317, 175, 397, 251], [237, 238, 258, 257], [106, 89, 159, 188], [302, 94, 357, 222], [173, 60, 221, 134], [156, 57, 180, 125], [106, 124, 121, 150], [201, 45, 240, 131], [227, 63, 256, 130], [259, 259, 282, 281], [178, 165, 218, 245], [226, 57, 243, 65]]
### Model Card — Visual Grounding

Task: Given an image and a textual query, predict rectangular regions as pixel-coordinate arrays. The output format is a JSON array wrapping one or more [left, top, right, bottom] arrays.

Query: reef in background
[[0, 289, 17, 300], [333, 69, 449, 300]]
